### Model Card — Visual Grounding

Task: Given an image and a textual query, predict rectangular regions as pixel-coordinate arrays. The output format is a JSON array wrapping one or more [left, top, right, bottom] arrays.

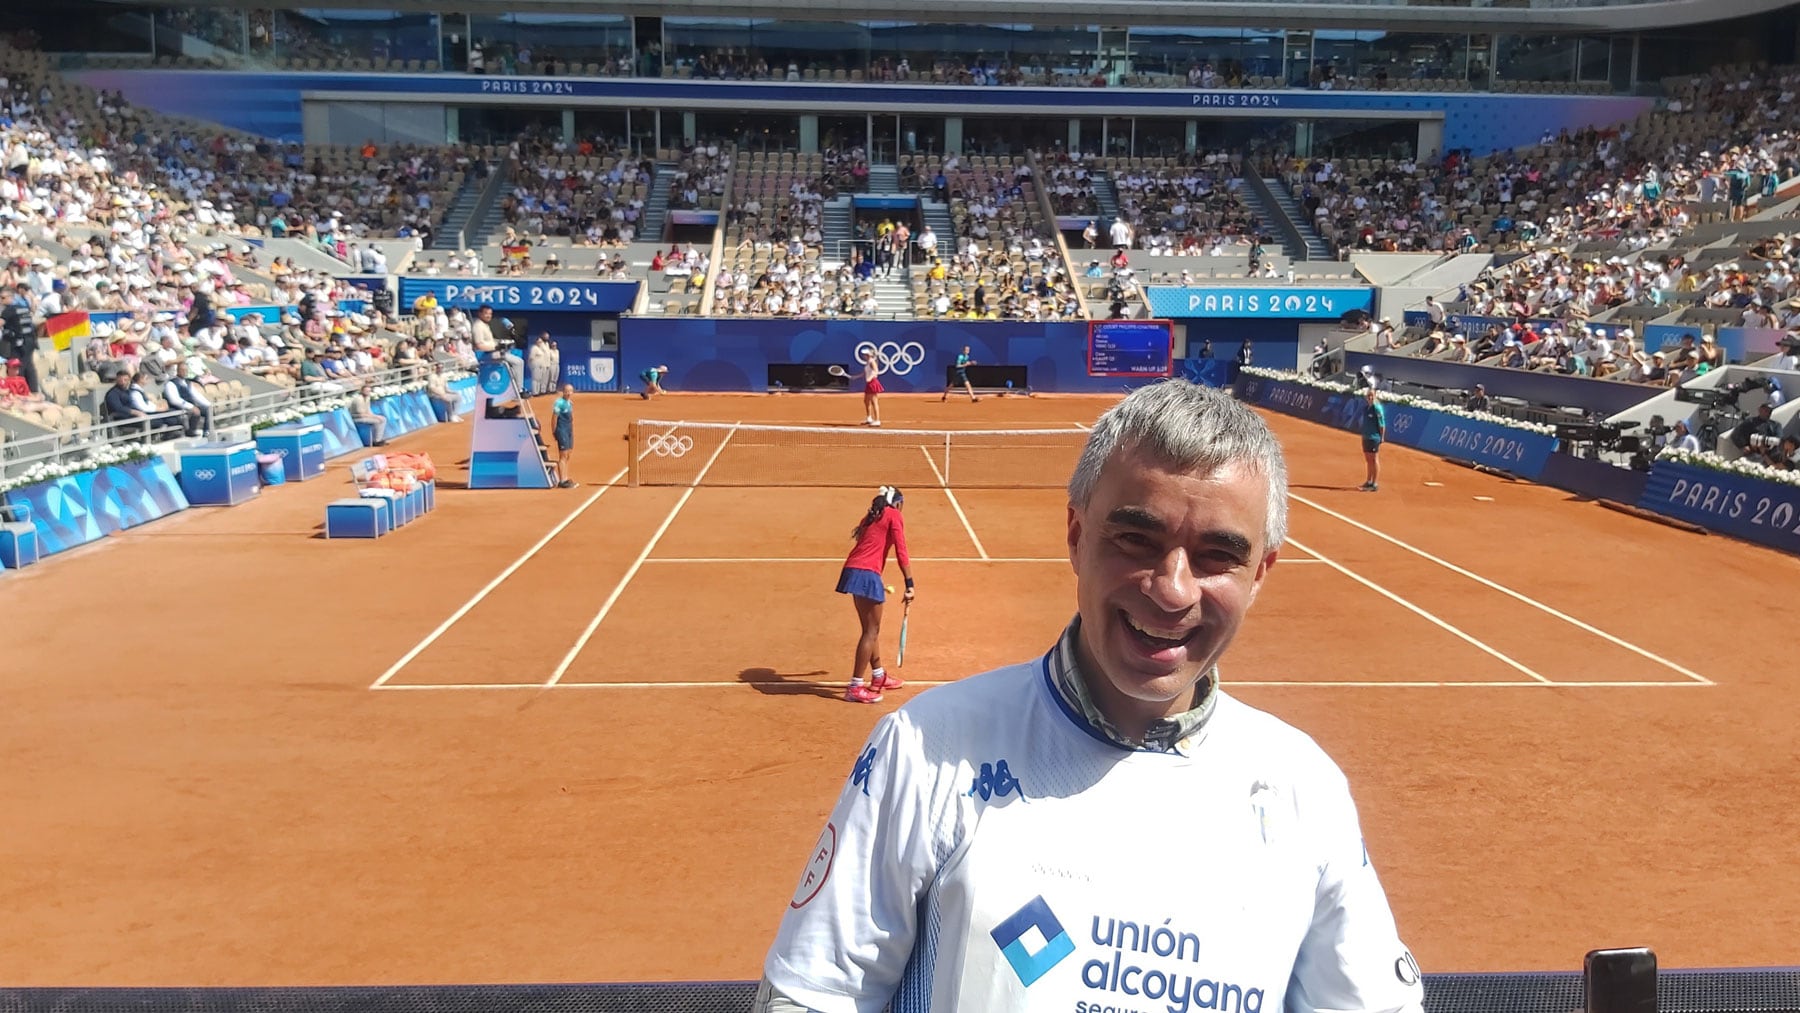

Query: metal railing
[[0, 363, 439, 483]]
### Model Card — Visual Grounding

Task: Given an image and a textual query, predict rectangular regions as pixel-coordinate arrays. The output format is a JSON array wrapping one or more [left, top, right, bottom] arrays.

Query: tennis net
[[628, 420, 1092, 488]]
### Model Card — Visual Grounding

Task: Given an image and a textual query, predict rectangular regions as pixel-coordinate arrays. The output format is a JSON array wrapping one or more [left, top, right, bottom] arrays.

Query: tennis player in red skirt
[[860, 347, 885, 427], [838, 486, 914, 703]]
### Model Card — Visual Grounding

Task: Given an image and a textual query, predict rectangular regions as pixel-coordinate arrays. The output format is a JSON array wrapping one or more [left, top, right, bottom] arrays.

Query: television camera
[[1554, 417, 1643, 463]]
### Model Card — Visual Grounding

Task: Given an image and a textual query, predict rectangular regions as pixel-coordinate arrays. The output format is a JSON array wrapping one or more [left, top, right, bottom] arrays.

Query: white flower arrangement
[[369, 380, 428, 399], [249, 406, 310, 431], [1655, 447, 1800, 489], [305, 396, 352, 414], [443, 369, 475, 382], [0, 443, 158, 495], [1238, 367, 1558, 436]]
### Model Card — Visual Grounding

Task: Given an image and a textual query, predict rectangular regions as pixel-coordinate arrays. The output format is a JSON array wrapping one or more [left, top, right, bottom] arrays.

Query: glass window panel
[[153, 6, 245, 54], [279, 10, 439, 66], [1495, 34, 1575, 83], [469, 14, 631, 75]]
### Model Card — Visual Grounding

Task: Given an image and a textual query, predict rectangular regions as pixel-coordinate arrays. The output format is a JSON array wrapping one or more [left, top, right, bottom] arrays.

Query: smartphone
[[1584, 947, 1657, 1013]]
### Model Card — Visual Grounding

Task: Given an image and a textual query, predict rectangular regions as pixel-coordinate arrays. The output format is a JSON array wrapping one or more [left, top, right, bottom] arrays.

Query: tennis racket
[[827, 365, 848, 377], [896, 601, 910, 668]]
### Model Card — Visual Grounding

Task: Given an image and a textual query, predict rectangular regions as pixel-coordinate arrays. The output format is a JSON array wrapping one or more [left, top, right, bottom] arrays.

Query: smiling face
[[1066, 446, 1278, 734]]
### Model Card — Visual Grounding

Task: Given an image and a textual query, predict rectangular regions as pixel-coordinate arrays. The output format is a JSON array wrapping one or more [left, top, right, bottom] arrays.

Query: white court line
[[545, 423, 741, 687], [377, 677, 1703, 692], [642, 556, 1068, 564], [919, 444, 989, 559], [1286, 535, 1552, 685], [367, 466, 630, 689], [1072, 421, 1091, 430], [1289, 493, 1714, 685]]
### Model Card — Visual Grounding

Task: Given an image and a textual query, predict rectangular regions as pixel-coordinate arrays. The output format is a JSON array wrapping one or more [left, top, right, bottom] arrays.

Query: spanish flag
[[503, 244, 531, 262], [46, 311, 90, 352]]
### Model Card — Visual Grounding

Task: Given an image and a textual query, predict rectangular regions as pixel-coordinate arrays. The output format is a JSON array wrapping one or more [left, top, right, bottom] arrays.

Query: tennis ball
[[886, 585, 896, 593]]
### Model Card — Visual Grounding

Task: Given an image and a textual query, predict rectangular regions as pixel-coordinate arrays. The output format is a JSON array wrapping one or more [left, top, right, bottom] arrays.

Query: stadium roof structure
[[111, 0, 1800, 33]]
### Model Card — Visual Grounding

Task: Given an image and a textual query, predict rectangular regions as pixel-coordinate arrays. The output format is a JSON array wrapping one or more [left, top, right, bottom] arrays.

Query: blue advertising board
[[449, 376, 478, 417], [561, 355, 619, 393], [1234, 375, 1560, 479], [1638, 460, 1800, 556], [1, 457, 189, 556], [178, 441, 261, 507], [373, 390, 439, 440], [256, 424, 327, 481], [299, 407, 360, 459], [1146, 286, 1373, 320], [1642, 324, 1786, 365], [619, 317, 1126, 393], [1088, 320, 1173, 377], [398, 277, 638, 313]]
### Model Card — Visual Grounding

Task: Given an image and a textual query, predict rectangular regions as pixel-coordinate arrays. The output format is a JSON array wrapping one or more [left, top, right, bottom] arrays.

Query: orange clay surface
[[1, 391, 1796, 987]]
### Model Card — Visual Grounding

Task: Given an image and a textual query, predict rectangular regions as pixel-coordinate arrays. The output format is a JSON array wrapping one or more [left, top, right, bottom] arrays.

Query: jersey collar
[[1044, 615, 1219, 755]]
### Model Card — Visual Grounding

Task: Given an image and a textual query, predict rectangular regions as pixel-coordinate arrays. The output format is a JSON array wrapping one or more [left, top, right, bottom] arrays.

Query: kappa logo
[[991, 895, 1075, 986], [968, 759, 1025, 802], [850, 745, 876, 797]]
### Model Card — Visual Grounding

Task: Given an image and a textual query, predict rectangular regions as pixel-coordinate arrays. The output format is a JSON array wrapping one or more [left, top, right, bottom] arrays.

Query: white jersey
[[764, 648, 1424, 1013]]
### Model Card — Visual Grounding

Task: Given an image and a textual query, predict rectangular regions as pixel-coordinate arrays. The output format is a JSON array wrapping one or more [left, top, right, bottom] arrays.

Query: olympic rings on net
[[855, 340, 927, 375], [644, 433, 695, 457]]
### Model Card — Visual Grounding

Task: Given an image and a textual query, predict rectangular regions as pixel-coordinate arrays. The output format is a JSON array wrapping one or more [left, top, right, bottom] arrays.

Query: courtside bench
[[322, 457, 438, 539]]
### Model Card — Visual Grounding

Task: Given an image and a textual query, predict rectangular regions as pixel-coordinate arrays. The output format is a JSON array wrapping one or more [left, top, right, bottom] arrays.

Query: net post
[[943, 432, 952, 488], [627, 422, 641, 487]]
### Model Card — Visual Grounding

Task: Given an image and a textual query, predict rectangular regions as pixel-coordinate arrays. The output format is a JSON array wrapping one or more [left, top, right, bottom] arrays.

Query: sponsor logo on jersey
[[852, 745, 877, 797], [991, 895, 1076, 986], [993, 895, 1269, 1013], [789, 822, 836, 909], [968, 759, 1026, 802]]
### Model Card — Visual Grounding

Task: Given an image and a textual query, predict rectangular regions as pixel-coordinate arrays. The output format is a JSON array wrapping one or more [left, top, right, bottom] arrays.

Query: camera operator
[[1730, 402, 1780, 454], [1465, 383, 1490, 412], [1769, 435, 1800, 471], [1670, 418, 1702, 453]]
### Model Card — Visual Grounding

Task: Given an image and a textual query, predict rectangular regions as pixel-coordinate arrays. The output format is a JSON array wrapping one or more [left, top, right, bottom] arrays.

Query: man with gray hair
[[756, 380, 1422, 1013]]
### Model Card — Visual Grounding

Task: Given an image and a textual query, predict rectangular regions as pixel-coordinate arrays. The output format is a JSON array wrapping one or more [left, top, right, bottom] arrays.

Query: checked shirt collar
[[1046, 615, 1219, 756]]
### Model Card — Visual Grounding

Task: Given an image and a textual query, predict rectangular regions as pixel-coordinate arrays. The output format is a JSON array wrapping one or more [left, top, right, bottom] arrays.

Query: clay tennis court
[[1, 391, 1795, 988]]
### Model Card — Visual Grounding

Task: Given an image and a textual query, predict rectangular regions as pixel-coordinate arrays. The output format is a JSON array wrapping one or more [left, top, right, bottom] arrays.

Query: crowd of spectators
[[1103, 152, 1265, 257], [498, 135, 652, 245], [0, 43, 448, 443], [1293, 65, 1800, 259]]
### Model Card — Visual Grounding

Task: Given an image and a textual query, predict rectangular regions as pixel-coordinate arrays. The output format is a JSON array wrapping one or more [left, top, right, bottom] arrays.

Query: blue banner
[[299, 407, 361, 459], [398, 277, 638, 313], [1234, 375, 1559, 479], [619, 317, 1124, 393], [373, 390, 439, 440], [1411, 412, 1559, 477], [1145, 286, 1373, 320], [561, 355, 619, 393], [1638, 460, 1800, 556], [1, 457, 189, 556], [449, 376, 478, 417]]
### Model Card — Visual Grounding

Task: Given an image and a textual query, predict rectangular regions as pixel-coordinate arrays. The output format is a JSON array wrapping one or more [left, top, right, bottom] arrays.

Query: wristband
[[904, 578, 916, 590]]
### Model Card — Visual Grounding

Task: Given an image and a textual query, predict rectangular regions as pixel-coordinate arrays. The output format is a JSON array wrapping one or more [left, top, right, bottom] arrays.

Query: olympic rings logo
[[855, 340, 927, 376], [192, 469, 217, 480], [645, 433, 694, 457]]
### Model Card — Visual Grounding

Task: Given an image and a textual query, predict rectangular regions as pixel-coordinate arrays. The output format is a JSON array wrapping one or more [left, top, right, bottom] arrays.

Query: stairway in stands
[[1251, 178, 1334, 260], [637, 164, 674, 245], [1090, 170, 1122, 235], [431, 176, 486, 251], [865, 164, 899, 194]]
